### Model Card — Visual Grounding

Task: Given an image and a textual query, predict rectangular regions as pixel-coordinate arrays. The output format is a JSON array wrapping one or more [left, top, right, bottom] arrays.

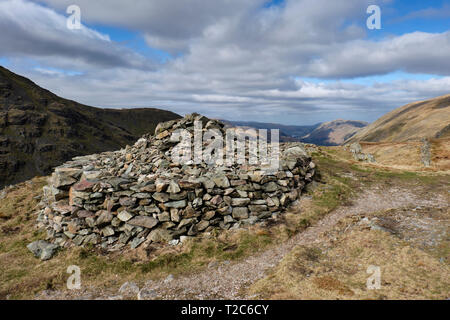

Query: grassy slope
[[249, 151, 450, 299], [346, 94, 450, 144], [249, 227, 449, 299]]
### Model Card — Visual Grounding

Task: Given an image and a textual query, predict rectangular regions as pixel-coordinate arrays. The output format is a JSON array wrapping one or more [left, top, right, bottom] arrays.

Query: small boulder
[[128, 216, 158, 229], [118, 282, 140, 297], [138, 288, 158, 300], [27, 240, 59, 261]]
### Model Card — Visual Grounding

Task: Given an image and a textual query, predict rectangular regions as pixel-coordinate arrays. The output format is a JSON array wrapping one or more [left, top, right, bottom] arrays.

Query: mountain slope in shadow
[[0, 66, 180, 188]]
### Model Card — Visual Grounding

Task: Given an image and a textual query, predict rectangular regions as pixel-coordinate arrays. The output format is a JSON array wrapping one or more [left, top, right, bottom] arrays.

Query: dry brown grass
[[248, 214, 450, 300], [358, 139, 450, 171], [361, 141, 423, 168], [346, 94, 450, 144], [431, 138, 450, 170], [323, 139, 450, 172], [0, 177, 292, 299]]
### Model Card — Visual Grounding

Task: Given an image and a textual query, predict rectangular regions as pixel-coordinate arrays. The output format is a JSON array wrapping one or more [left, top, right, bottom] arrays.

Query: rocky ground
[[1, 145, 448, 300], [35, 114, 315, 254], [35, 157, 450, 300], [36, 185, 449, 300]]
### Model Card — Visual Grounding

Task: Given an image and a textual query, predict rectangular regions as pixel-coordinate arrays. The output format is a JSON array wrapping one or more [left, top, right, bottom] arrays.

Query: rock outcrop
[[420, 138, 431, 167], [349, 143, 375, 163], [35, 114, 315, 252], [27, 240, 59, 261]]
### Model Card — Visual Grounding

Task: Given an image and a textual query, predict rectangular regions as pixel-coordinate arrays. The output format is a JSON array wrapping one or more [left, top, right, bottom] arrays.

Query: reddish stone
[[77, 210, 95, 218], [69, 187, 75, 206], [72, 180, 96, 192], [210, 195, 223, 206], [52, 200, 72, 214], [178, 180, 201, 189]]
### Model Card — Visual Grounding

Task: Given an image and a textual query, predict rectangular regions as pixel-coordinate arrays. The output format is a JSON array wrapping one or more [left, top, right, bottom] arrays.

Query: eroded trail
[[148, 185, 448, 299], [36, 184, 448, 300]]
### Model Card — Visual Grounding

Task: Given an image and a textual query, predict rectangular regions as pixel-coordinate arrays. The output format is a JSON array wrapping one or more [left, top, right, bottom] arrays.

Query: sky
[[1, 0, 450, 125]]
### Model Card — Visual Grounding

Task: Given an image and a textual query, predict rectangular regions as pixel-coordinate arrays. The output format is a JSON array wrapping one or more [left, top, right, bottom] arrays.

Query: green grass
[[140, 232, 273, 275], [313, 183, 352, 210], [371, 169, 438, 184]]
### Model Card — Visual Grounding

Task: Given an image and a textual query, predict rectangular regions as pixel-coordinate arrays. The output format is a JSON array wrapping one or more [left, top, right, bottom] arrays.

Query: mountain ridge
[[345, 94, 450, 144], [301, 119, 368, 146], [0, 66, 180, 188]]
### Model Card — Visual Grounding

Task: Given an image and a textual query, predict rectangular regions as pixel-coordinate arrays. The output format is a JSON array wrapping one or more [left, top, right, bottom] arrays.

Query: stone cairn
[[35, 114, 315, 251]]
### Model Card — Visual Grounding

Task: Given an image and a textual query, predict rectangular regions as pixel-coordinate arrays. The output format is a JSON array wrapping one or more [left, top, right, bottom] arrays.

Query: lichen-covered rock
[[118, 282, 140, 297], [349, 142, 376, 163], [27, 240, 59, 260], [128, 216, 158, 229]]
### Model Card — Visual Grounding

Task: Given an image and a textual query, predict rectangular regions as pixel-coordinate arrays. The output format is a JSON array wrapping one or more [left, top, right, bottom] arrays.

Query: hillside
[[0, 66, 180, 188], [301, 119, 368, 146], [346, 94, 450, 144]]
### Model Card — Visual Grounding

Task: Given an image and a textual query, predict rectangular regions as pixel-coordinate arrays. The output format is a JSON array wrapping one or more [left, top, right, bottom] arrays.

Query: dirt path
[[141, 185, 448, 300], [36, 184, 448, 300]]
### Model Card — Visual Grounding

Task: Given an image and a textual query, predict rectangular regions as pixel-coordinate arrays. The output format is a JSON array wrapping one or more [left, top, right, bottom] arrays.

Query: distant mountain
[[0, 66, 180, 188], [301, 119, 368, 146], [346, 94, 450, 144], [224, 119, 367, 146], [223, 120, 321, 142]]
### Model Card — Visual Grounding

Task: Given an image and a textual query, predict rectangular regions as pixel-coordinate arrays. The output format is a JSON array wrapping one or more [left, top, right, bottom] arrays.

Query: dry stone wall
[[36, 114, 315, 251]]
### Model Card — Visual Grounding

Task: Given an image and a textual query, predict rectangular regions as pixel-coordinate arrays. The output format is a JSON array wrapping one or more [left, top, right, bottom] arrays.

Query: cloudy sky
[[1, 0, 450, 125]]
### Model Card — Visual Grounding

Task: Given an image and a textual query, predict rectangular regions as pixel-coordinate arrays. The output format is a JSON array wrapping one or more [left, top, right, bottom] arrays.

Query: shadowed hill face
[[301, 120, 368, 146], [0, 66, 180, 188], [345, 94, 450, 144]]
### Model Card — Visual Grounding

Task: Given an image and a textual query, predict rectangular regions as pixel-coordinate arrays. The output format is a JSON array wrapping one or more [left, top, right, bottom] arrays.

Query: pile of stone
[[35, 114, 315, 251], [348, 142, 375, 163]]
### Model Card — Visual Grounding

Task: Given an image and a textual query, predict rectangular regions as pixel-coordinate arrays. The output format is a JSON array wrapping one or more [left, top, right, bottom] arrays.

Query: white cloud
[[306, 31, 450, 78], [1, 0, 449, 125], [0, 0, 154, 70], [37, 0, 265, 53]]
